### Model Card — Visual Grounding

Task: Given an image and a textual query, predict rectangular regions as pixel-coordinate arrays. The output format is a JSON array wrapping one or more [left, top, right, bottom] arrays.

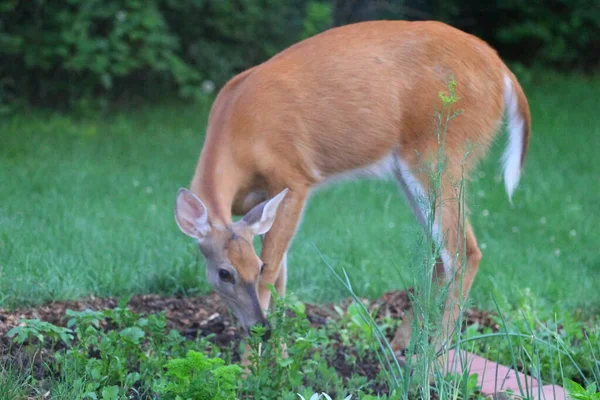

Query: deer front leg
[[274, 253, 288, 297], [260, 236, 289, 310], [239, 187, 305, 370], [258, 187, 307, 311]]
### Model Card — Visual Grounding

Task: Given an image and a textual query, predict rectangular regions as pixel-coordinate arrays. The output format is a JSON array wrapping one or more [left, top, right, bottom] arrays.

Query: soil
[[0, 290, 498, 392], [0, 289, 497, 343]]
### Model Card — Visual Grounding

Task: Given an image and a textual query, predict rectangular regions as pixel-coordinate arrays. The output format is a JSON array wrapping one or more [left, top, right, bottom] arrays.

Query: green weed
[[7, 318, 73, 346], [156, 350, 242, 400], [0, 363, 30, 400], [565, 380, 600, 400]]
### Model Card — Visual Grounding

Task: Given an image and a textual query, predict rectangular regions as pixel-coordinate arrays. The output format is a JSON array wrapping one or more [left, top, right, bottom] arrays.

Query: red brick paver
[[442, 350, 567, 399]]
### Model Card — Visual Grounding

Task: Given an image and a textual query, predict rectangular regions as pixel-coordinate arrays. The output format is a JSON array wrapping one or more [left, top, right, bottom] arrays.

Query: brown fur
[[183, 20, 531, 357]]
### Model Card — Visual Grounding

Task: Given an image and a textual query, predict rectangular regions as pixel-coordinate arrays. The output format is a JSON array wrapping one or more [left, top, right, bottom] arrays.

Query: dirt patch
[[0, 290, 498, 352], [0, 290, 498, 339]]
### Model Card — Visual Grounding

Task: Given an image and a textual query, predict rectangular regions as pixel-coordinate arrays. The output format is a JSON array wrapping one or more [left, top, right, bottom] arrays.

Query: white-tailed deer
[[174, 20, 530, 357]]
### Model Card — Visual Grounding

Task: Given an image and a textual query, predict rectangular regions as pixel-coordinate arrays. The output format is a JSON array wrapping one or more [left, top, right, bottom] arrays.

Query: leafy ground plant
[[3, 304, 217, 398], [240, 288, 383, 399], [565, 380, 600, 400], [1, 289, 598, 399], [1, 292, 388, 398], [7, 318, 73, 347], [156, 350, 242, 400]]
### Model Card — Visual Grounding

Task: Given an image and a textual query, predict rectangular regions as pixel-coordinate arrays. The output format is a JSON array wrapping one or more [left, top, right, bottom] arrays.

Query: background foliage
[[334, 0, 600, 70], [0, 0, 598, 108], [0, 0, 309, 108]]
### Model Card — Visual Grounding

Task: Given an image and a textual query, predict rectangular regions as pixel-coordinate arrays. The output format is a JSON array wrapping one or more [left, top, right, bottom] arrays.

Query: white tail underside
[[502, 74, 525, 200]]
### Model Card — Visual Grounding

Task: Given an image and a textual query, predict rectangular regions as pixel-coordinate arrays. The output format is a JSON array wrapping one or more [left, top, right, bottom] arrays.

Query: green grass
[[1, 74, 599, 313], [0, 363, 29, 400]]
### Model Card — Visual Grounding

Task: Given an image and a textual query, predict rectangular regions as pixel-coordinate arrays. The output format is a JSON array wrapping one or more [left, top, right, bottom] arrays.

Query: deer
[[173, 20, 531, 364]]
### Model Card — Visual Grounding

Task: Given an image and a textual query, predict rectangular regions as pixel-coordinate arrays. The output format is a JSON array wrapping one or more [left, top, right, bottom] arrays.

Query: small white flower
[[477, 190, 485, 198], [539, 217, 546, 225], [512, 226, 519, 233], [145, 186, 153, 194], [116, 10, 127, 22], [298, 393, 351, 400], [554, 248, 561, 257], [133, 179, 140, 187], [478, 171, 486, 178], [569, 230, 577, 237], [480, 243, 487, 250], [201, 80, 215, 94], [388, 222, 396, 229], [482, 209, 490, 217], [150, 204, 157, 212]]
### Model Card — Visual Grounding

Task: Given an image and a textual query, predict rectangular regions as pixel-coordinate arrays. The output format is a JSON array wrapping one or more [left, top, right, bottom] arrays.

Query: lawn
[[0, 73, 599, 316]]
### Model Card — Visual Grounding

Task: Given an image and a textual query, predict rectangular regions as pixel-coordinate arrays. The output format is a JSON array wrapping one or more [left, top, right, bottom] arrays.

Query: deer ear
[[241, 189, 289, 236], [174, 189, 211, 240]]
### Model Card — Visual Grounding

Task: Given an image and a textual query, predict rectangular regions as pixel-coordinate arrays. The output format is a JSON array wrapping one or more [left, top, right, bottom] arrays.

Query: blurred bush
[[0, 0, 312, 108], [0, 0, 597, 109], [301, 1, 333, 39], [162, 0, 307, 90], [0, 0, 197, 108]]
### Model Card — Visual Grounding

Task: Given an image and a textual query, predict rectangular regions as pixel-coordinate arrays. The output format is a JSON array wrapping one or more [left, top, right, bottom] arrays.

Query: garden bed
[[0, 290, 497, 338], [0, 290, 496, 380], [0, 290, 497, 349], [1, 291, 593, 399]]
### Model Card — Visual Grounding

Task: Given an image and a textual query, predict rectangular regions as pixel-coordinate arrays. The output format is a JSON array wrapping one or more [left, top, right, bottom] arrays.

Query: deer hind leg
[[433, 193, 482, 353], [390, 156, 482, 354]]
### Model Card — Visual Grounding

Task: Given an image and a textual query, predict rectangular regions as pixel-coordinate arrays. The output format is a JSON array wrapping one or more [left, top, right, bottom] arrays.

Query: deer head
[[174, 188, 288, 340]]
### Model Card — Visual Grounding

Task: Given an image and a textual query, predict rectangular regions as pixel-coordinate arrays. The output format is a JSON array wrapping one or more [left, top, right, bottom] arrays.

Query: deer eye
[[218, 269, 233, 282]]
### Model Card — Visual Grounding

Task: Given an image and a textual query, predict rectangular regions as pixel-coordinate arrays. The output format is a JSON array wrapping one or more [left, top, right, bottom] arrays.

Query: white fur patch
[[195, 217, 211, 236], [394, 156, 453, 279], [502, 74, 524, 200], [310, 152, 456, 278], [250, 189, 288, 235], [313, 153, 397, 190]]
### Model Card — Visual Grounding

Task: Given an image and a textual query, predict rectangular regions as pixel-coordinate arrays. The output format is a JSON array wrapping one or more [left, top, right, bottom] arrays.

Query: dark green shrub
[[2, 0, 597, 109], [162, 0, 307, 88], [301, 1, 333, 39], [492, 0, 599, 70], [0, 0, 200, 107], [0, 0, 309, 107]]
